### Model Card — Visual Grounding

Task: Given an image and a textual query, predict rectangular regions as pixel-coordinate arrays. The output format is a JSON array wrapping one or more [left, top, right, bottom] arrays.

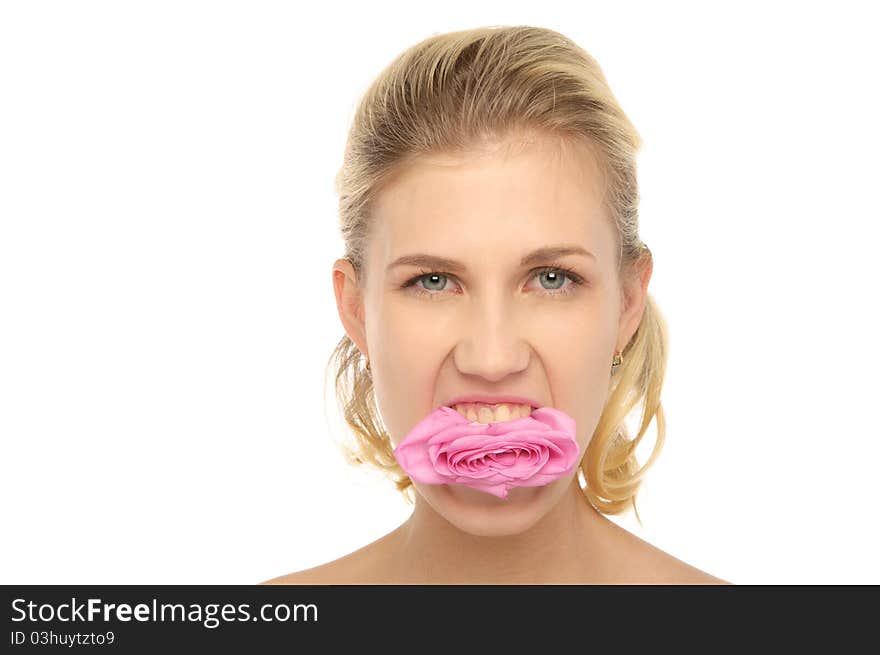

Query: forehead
[[370, 135, 611, 265]]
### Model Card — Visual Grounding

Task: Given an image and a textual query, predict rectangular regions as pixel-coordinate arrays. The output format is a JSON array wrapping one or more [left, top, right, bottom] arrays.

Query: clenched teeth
[[450, 402, 534, 423]]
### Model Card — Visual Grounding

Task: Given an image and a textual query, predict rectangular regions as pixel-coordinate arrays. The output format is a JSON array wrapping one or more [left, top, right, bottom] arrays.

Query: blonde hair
[[327, 25, 668, 526]]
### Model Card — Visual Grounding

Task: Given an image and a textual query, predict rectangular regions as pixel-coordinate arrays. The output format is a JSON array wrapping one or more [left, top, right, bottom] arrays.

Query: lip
[[440, 394, 544, 410]]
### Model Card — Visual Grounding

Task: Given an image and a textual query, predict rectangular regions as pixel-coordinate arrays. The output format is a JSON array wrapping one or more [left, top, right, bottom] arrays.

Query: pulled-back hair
[[327, 25, 668, 526]]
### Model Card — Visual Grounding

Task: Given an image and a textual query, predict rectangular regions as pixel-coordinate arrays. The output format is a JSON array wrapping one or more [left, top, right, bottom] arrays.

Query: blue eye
[[401, 265, 586, 299]]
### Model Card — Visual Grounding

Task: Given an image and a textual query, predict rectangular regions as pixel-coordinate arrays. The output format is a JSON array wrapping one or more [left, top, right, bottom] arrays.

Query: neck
[[385, 479, 622, 584]]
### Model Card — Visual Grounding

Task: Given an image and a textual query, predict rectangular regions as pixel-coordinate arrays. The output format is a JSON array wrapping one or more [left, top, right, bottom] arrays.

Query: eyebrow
[[386, 245, 597, 274]]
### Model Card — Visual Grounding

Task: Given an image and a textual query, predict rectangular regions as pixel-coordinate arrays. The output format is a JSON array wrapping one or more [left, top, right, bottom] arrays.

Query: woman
[[263, 25, 730, 585]]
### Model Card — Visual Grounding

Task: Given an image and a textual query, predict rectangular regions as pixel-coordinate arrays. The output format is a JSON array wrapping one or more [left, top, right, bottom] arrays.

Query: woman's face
[[333, 133, 651, 536]]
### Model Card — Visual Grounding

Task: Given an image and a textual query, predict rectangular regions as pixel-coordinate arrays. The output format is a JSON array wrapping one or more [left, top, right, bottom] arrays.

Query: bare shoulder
[[647, 557, 733, 585], [258, 535, 394, 585], [259, 564, 345, 585], [258, 552, 371, 585], [607, 523, 733, 585]]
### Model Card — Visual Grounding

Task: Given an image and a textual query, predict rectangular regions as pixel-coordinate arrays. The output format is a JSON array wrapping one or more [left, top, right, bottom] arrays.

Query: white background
[[1, 1, 878, 585]]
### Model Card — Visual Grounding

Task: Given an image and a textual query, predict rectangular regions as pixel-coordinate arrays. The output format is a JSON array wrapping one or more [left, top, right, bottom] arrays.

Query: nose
[[451, 292, 530, 382]]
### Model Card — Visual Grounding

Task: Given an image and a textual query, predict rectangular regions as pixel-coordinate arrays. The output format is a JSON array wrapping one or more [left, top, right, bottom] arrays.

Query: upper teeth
[[451, 402, 533, 423]]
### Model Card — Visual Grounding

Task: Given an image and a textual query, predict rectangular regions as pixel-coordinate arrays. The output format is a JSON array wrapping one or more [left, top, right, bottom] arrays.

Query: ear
[[332, 258, 369, 358], [616, 249, 653, 352]]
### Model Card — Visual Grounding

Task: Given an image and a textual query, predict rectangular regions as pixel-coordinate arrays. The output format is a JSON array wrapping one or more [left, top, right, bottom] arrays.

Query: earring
[[611, 350, 622, 372]]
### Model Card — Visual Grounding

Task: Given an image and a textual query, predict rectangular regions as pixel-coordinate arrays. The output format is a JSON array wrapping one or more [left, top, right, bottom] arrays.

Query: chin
[[418, 481, 560, 537]]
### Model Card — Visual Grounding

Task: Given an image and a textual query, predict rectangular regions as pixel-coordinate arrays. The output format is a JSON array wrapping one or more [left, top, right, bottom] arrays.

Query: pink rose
[[392, 405, 580, 500]]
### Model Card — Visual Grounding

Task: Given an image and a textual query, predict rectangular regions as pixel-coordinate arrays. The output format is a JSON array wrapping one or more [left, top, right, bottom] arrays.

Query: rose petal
[[393, 405, 580, 499]]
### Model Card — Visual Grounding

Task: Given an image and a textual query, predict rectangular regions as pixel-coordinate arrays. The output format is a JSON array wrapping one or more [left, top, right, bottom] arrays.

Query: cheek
[[537, 308, 617, 449], [536, 301, 616, 381], [551, 349, 613, 448], [379, 294, 459, 367], [370, 298, 453, 448]]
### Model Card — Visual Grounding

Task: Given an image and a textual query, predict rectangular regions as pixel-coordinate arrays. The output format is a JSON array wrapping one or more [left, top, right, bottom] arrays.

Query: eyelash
[[401, 262, 586, 299]]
